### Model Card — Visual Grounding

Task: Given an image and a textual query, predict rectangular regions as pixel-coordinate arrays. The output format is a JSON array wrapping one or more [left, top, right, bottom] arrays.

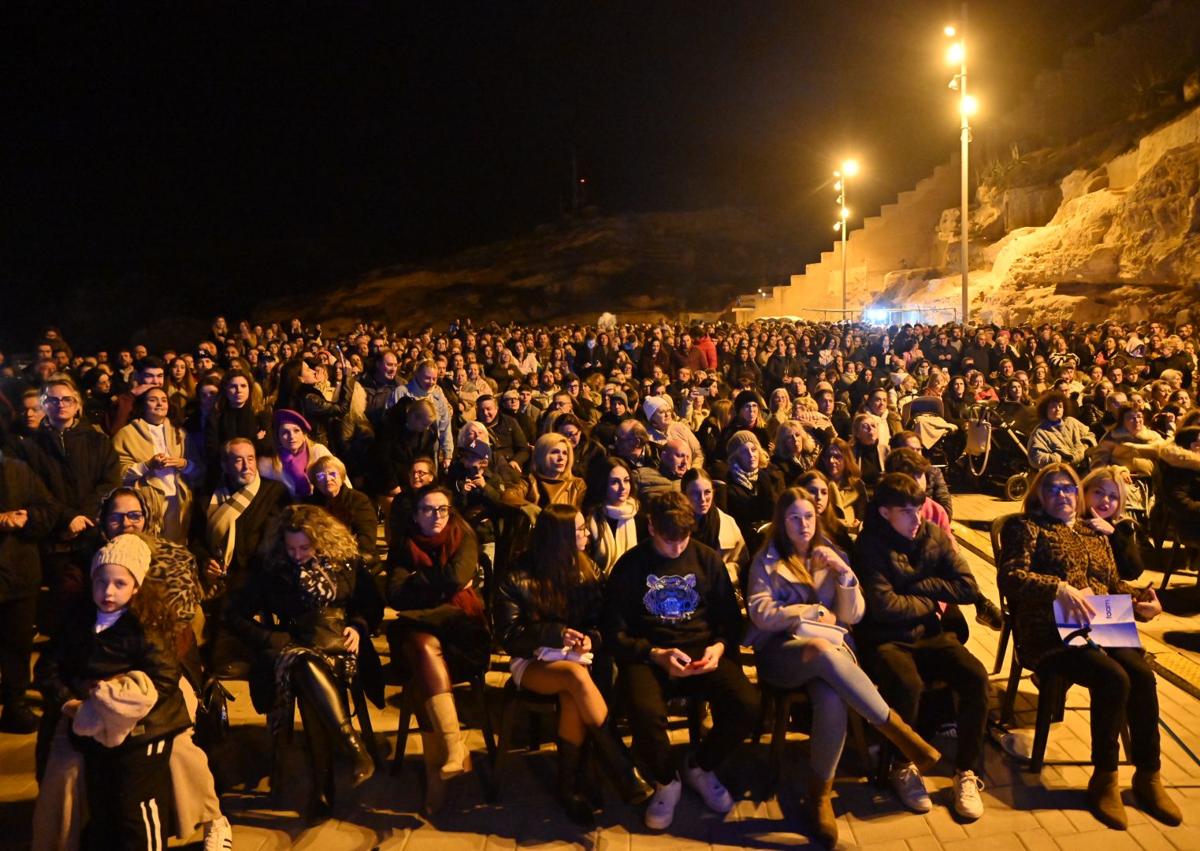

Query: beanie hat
[[642, 395, 672, 421], [272, 408, 313, 434], [733, 390, 760, 413], [91, 534, 152, 587], [610, 389, 628, 406], [725, 429, 762, 454]]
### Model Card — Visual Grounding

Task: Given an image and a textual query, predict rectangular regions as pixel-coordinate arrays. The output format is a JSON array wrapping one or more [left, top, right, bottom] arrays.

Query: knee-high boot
[[588, 720, 654, 805], [557, 739, 597, 827], [424, 692, 468, 779], [293, 657, 375, 787]]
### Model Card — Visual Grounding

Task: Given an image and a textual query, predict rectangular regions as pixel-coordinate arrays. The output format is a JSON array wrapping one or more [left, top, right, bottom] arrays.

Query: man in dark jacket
[[854, 473, 988, 821], [192, 438, 290, 676], [602, 491, 758, 831], [26, 377, 122, 634], [477, 394, 529, 471], [0, 452, 57, 732]]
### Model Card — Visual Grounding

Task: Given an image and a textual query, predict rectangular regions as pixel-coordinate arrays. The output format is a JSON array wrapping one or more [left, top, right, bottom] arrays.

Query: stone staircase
[[740, 157, 962, 322]]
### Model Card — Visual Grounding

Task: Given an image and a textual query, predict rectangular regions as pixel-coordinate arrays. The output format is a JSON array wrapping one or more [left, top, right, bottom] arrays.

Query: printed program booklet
[[1053, 593, 1141, 649]]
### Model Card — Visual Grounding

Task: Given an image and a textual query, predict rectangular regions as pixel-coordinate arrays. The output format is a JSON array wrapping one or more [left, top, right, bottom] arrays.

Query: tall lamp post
[[834, 158, 858, 317], [945, 8, 977, 325]]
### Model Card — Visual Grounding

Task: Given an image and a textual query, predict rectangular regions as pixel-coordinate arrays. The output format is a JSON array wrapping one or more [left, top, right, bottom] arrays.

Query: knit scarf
[[728, 460, 759, 493], [591, 500, 639, 573], [280, 445, 312, 498], [406, 521, 483, 620], [207, 476, 261, 567]]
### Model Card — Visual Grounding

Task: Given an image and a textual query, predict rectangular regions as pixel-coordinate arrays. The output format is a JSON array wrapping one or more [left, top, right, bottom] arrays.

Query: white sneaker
[[682, 760, 734, 814], [644, 778, 683, 830], [953, 770, 985, 820], [202, 816, 233, 851], [890, 762, 932, 813]]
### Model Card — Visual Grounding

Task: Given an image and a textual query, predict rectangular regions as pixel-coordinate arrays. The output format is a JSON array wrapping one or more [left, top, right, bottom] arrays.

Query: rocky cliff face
[[275, 208, 802, 332], [865, 105, 1200, 325]]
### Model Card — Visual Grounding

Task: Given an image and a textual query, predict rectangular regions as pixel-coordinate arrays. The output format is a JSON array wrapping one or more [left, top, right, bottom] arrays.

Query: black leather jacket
[[35, 603, 191, 745], [492, 563, 604, 659]]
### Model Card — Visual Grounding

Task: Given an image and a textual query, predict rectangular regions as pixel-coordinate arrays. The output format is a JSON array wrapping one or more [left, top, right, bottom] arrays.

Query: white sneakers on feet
[[644, 778, 683, 830], [202, 815, 233, 851], [890, 762, 933, 813], [682, 760, 735, 814], [953, 770, 986, 820]]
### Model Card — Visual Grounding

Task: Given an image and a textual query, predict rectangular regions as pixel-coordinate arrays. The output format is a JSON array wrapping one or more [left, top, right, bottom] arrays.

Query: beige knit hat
[[91, 534, 152, 587], [725, 429, 762, 454]]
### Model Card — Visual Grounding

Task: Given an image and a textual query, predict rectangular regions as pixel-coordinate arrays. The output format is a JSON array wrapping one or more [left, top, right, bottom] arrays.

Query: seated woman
[[493, 505, 653, 826], [305, 455, 378, 567], [999, 463, 1178, 830], [225, 505, 382, 811], [258, 409, 336, 499], [1090, 403, 1162, 477], [796, 470, 854, 553], [204, 369, 269, 478], [585, 457, 644, 576], [682, 467, 748, 595], [767, 420, 820, 488], [746, 487, 939, 846], [849, 413, 885, 490], [1080, 466, 1145, 582], [716, 390, 771, 463], [112, 386, 200, 543], [556, 413, 606, 483], [1027, 391, 1096, 470], [1158, 426, 1200, 541], [386, 486, 489, 802], [723, 430, 783, 556], [815, 437, 868, 532], [523, 433, 586, 510]]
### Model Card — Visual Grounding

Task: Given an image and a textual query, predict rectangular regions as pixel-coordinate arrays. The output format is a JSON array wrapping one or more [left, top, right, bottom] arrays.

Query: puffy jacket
[[492, 564, 604, 658], [35, 604, 190, 745], [1027, 417, 1096, 468], [853, 515, 979, 648]]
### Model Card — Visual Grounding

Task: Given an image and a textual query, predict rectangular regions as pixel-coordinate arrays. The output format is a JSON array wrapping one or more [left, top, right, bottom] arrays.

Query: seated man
[[635, 437, 693, 499], [853, 473, 988, 821], [603, 491, 758, 830]]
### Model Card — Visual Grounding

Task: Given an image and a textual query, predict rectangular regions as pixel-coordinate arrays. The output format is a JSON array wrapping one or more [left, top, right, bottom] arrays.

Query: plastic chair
[[753, 681, 871, 786]]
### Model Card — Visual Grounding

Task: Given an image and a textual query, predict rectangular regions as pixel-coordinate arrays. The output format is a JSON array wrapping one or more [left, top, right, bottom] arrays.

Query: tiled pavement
[[2, 493, 1198, 849]]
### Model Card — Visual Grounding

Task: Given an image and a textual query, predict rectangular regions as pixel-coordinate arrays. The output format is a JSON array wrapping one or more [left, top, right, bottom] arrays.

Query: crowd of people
[[0, 312, 1195, 848]]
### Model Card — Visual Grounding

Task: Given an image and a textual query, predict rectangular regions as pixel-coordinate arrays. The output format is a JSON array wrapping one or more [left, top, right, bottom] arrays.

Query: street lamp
[[834, 158, 858, 317], [945, 6, 974, 324]]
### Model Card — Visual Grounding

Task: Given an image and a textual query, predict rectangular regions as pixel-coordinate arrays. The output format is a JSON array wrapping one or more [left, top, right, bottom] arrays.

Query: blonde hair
[[1080, 465, 1128, 521], [532, 432, 576, 480], [261, 504, 359, 563], [1023, 463, 1082, 516]]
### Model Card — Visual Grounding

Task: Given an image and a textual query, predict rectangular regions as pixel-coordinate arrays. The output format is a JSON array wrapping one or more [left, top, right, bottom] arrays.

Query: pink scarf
[[281, 445, 312, 497]]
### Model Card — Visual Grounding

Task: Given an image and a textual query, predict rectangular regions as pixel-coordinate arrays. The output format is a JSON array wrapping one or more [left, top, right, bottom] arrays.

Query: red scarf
[[406, 521, 484, 620]]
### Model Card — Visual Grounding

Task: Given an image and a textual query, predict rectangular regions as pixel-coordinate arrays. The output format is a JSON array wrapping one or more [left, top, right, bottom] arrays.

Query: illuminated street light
[[944, 4, 973, 324], [834, 159, 859, 316]]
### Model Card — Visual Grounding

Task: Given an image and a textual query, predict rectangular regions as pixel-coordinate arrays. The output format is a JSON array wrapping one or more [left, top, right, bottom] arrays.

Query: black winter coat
[[27, 420, 121, 544], [0, 455, 58, 601], [305, 487, 379, 564], [853, 516, 979, 648]]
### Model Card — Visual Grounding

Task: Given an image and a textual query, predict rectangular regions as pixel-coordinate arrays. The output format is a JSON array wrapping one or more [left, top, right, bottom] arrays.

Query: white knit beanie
[[642, 394, 672, 421], [91, 534, 152, 587]]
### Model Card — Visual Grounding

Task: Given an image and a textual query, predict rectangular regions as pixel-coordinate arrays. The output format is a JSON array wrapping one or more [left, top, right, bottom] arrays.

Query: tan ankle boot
[[1087, 769, 1128, 830], [804, 771, 838, 848], [1132, 769, 1183, 826], [875, 710, 941, 773], [425, 693, 468, 779]]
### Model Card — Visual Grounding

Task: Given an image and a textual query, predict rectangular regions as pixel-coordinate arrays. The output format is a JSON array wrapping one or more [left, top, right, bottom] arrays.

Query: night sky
[[2, 0, 1149, 349]]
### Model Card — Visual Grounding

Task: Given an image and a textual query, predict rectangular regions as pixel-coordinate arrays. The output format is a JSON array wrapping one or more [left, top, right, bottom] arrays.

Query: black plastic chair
[[390, 673, 496, 781], [753, 681, 871, 786]]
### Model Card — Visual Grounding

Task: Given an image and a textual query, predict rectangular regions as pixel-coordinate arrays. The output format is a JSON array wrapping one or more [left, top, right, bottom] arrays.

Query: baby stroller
[[901, 397, 958, 471], [955, 403, 1034, 500]]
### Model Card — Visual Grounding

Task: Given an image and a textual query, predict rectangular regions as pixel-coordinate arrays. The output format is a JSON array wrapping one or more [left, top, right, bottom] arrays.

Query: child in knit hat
[[35, 533, 190, 851]]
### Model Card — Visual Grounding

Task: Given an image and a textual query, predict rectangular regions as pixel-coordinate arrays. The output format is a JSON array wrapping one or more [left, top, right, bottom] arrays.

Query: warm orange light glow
[[960, 94, 979, 116], [944, 25, 957, 37], [841, 159, 859, 177], [947, 42, 965, 65]]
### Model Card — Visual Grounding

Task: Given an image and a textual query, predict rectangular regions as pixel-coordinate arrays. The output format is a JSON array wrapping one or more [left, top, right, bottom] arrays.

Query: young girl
[[36, 534, 190, 851], [1080, 466, 1146, 581]]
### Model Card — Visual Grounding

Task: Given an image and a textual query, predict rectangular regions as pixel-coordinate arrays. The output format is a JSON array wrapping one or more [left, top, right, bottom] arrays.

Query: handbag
[[193, 677, 234, 749], [793, 618, 848, 647]]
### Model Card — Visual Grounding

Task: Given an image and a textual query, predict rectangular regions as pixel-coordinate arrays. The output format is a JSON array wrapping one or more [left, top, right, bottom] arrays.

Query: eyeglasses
[[44, 396, 77, 406], [419, 505, 450, 517], [314, 471, 339, 482], [107, 511, 145, 524], [1046, 484, 1078, 497]]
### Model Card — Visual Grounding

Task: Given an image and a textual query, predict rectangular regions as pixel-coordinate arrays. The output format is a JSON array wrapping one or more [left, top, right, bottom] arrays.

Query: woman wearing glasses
[[305, 455, 378, 568], [386, 485, 489, 808], [999, 463, 1177, 830]]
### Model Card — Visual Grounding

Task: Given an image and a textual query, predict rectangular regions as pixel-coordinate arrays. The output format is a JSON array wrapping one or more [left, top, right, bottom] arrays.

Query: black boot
[[293, 657, 375, 787], [557, 739, 597, 828], [589, 721, 654, 805]]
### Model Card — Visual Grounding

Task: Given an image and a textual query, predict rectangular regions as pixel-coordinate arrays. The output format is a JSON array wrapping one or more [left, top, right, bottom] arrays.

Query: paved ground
[[2, 493, 1199, 850]]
